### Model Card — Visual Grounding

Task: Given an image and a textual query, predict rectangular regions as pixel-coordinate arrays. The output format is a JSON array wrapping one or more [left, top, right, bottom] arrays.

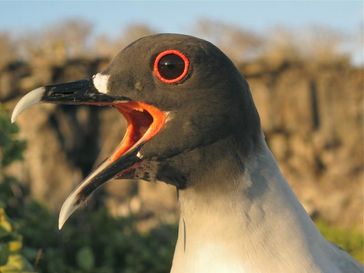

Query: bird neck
[[170, 136, 336, 273]]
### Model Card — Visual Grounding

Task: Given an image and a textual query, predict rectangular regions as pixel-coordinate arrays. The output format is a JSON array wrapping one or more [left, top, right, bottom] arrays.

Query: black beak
[[11, 78, 142, 229], [12, 79, 130, 113]]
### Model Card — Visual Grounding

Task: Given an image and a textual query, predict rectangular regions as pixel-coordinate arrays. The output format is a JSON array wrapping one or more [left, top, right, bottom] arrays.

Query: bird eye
[[153, 50, 189, 84]]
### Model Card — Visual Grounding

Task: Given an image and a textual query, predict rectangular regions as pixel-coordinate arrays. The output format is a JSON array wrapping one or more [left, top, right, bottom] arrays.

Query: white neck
[[170, 137, 344, 273]]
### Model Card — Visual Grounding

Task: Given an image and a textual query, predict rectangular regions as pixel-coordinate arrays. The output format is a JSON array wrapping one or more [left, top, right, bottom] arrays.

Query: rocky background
[[1, 21, 363, 232]]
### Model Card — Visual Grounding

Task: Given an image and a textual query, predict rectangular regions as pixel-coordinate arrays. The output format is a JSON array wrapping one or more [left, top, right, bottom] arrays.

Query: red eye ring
[[153, 49, 190, 84]]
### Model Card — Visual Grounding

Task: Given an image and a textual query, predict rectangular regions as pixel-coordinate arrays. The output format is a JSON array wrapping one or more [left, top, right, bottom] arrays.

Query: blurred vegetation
[[0, 208, 35, 273], [0, 105, 33, 272], [0, 105, 362, 271], [0, 107, 26, 169], [316, 219, 364, 263]]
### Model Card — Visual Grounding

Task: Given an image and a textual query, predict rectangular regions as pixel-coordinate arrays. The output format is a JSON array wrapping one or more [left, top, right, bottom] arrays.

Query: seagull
[[12, 34, 363, 273]]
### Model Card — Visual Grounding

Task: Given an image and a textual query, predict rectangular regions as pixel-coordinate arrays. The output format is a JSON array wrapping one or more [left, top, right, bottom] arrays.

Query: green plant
[[16, 203, 177, 273], [0, 208, 35, 273], [0, 106, 26, 170], [0, 105, 34, 272]]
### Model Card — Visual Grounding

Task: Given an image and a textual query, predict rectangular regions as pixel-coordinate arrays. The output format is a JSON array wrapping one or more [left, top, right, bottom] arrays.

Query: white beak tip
[[11, 87, 46, 123], [58, 222, 64, 230], [58, 191, 81, 230], [58, 207, 71, 230]]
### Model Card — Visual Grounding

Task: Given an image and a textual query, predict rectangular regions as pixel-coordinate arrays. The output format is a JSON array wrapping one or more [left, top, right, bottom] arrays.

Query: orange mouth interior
[[110, 101, 166, 162]]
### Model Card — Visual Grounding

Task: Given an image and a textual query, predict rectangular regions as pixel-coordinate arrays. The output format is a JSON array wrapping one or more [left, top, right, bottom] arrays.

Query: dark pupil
[[158, 54, 185, 80]]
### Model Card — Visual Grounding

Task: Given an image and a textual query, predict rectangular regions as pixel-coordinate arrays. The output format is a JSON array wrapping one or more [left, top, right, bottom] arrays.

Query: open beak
[[11, 78, 167, 229]]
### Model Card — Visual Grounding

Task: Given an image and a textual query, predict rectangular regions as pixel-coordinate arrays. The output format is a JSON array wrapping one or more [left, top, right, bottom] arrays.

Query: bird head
[[11, 34, 261, 229]]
